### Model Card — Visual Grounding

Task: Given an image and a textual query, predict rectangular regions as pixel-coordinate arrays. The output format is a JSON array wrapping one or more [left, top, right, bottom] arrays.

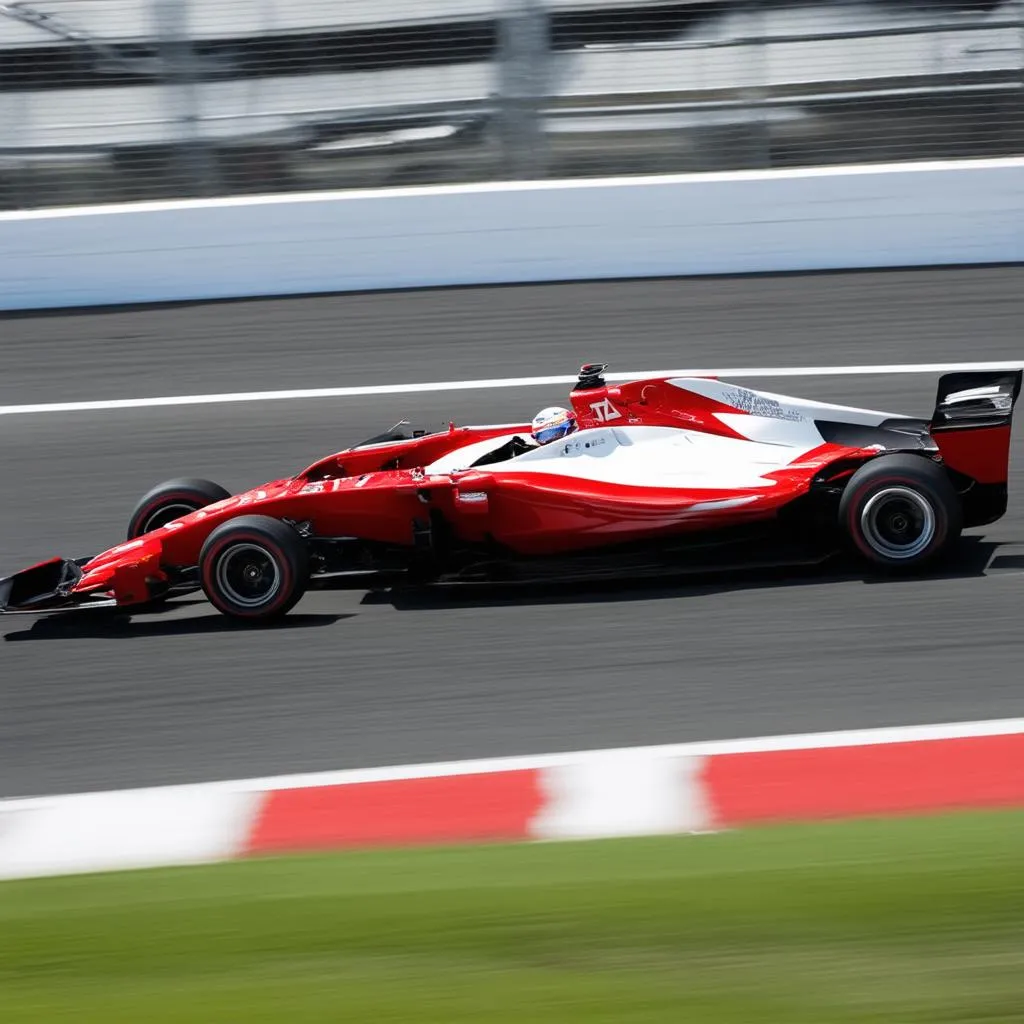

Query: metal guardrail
[[0, 0, 1021, 208]]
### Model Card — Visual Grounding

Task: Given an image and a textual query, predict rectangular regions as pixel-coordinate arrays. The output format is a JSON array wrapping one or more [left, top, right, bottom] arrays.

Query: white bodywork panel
[[423, 379, 912, 492], [475, 427, 802, 490]]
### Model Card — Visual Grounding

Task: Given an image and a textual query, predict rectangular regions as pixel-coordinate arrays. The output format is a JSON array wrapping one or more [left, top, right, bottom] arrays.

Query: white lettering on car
[[589, 398, 622, 423], [721, 387, 804, 422]]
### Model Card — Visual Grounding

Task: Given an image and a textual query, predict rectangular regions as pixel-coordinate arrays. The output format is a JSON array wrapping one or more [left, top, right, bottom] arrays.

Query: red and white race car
[[2, 363, 1020, 623]]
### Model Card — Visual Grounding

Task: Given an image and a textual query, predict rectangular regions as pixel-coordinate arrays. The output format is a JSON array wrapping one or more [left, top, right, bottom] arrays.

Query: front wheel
[[128, 477, 231, 539], [839, 454, 962, 571], [199, 515, 309, 622]]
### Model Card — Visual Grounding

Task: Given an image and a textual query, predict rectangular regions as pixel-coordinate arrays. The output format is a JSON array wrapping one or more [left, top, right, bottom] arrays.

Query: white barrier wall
[[1, 158, 1021, 312]]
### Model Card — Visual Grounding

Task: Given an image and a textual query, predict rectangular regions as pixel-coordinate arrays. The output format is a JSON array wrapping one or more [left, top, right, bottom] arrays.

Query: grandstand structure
[[1, 0, 1021, 207]]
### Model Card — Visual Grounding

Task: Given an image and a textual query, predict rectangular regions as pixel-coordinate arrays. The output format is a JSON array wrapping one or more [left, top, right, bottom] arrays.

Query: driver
[[470, 406, 578, 467], [530, 406, 578, 445]]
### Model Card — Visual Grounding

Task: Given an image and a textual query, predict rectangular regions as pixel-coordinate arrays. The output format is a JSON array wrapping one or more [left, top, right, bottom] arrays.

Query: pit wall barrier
[[1, 157, 1022, 312], [2, 718, 1023, 881]]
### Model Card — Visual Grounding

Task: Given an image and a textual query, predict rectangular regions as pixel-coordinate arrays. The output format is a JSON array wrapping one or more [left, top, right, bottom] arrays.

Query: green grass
[[2, 810, 1024, 1022]]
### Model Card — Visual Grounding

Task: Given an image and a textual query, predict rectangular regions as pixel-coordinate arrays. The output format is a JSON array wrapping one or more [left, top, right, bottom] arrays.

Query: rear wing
[[931, 370, 1022, 432], [928, 369, 1023, 527]]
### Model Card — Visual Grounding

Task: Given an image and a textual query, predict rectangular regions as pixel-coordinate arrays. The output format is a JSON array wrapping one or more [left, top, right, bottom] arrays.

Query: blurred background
[[1, 0, 1022, 209]]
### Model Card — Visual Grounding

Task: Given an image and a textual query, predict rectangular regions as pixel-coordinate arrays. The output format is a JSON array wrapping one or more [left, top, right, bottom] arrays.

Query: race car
[[1, 363, 1020, 623]]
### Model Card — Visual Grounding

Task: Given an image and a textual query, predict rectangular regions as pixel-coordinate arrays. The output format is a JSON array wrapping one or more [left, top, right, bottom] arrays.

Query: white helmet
[[531, 406, 578, 445]]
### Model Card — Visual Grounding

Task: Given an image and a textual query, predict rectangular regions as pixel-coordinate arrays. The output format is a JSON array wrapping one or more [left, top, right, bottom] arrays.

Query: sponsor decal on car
[[455, 489, 489, 514], [562, 436, 610, 456], [589, 398, 622, 423], [722, 387, 804, 422], [109, 540, 146, 555]]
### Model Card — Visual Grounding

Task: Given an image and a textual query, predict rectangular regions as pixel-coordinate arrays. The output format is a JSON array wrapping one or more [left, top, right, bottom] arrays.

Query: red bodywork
[[2, 366, 1019, 612], [72, 376, 851, 606]]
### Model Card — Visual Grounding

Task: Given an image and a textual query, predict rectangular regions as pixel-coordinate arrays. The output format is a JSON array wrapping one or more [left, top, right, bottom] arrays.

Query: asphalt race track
[[1, 267, 1023, 798]]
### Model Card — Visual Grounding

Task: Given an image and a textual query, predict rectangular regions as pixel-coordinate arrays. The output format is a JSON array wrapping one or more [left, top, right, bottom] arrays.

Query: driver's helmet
[[531, 406, 577, 445]]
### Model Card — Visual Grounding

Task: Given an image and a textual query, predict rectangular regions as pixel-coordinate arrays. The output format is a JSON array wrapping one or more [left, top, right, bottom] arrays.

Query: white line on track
[[1, 361, 1022, 417]]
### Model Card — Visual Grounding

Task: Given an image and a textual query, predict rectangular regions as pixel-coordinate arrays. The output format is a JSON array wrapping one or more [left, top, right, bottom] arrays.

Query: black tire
[[199, 515, 309, 622], [128, 478, 231, 539], [839, 454, 962, 571]]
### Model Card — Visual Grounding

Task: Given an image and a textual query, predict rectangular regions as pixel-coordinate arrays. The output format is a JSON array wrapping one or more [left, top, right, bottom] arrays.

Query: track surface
[[2, 267, 1023, 798]]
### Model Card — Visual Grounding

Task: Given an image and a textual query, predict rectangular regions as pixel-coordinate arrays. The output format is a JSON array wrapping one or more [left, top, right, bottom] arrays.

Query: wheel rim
[[860, 486, 936, 560], [141, 503, 197, 534], [214, 543, 281, 608]]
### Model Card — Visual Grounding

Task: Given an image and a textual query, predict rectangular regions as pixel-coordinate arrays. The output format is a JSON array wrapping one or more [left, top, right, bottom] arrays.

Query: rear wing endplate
[[931, 370, 1023, 431]]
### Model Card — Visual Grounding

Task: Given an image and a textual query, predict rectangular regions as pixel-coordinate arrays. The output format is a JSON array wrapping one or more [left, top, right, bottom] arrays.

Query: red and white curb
[[2, 717, 1024, 880]]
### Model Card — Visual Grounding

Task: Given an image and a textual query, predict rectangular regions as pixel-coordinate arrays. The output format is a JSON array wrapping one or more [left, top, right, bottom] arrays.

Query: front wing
[[0, 557, 115, 614]]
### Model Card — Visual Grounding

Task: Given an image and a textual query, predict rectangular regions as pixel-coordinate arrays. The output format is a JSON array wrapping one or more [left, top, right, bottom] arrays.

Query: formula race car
[[2, 363, 1020, 623]]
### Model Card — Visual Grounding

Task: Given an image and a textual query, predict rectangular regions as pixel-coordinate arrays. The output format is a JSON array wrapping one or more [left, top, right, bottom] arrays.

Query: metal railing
[[1, 0, 1021, 208]]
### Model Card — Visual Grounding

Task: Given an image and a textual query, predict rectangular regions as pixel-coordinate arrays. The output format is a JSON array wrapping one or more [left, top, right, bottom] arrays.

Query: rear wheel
[[839, 455, 962, 571], [128, 477, 231, 539], [199, 515, 309, 622]]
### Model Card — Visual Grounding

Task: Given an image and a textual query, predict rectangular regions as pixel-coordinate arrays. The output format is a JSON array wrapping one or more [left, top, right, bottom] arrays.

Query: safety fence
[[1, 0, 1022, 209]]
